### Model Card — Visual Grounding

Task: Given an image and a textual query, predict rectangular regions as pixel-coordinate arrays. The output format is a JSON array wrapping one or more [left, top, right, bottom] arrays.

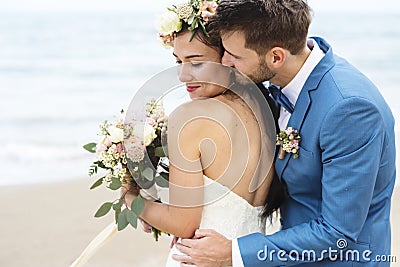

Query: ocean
[[0, 11, 399, 185]]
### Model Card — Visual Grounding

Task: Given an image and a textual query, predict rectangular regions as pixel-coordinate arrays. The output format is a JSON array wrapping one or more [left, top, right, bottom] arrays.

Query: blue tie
[[267, 84, 294, 114]]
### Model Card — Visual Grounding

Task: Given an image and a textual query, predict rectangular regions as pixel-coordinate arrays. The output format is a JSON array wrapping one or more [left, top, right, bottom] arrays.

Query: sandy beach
[[0, 179, 398, 267]]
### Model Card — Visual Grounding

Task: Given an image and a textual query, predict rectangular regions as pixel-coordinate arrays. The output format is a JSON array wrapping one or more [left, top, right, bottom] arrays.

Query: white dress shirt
[[231, 39, 325, 267]]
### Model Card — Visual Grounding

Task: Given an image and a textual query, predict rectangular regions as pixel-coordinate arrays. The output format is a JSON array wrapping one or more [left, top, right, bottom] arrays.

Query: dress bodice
[[199, 176, 266, 239], [165, 176, 266, 267]]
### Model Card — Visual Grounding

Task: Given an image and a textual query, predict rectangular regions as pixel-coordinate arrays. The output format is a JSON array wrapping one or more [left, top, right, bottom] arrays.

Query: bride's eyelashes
[[175, 60, 203, 68], [190, 62, 203, 67]]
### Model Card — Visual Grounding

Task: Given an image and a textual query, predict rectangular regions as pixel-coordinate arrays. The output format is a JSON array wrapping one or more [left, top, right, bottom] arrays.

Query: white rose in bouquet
[[144, 123, 157, 146], [108, 125, 124, 143]]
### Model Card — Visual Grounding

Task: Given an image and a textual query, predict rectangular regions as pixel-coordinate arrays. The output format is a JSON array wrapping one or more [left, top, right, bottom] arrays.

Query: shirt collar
[[281, 39, 325, 107], [263, 39, 325, 107]]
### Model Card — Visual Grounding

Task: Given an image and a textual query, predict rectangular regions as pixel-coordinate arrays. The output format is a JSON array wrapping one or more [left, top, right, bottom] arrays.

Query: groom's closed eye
[[225, 49, 241, 59]]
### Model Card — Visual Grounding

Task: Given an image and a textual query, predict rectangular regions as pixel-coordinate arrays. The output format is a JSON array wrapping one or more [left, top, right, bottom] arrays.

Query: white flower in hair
[[155, 10, 182, 36]]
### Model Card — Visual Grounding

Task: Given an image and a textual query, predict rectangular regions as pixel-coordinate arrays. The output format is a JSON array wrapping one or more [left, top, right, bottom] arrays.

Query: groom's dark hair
[[209, 0, 312, 55]]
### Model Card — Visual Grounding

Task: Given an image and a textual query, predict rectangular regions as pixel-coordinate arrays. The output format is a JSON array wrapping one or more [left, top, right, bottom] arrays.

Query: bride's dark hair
[[177, 23, 224, 57], [256, 82, 285, 222], [177, 24, 284, 223], [262, 173, 284, 221]]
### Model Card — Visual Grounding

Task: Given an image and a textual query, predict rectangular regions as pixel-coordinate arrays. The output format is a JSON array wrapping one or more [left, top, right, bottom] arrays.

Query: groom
[[173, 0, 396, 266]]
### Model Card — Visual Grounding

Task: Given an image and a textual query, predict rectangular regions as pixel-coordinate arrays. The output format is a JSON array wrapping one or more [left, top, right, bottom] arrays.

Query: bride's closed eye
[[190, 62, 203, 67], [175, 61, 203, 68]]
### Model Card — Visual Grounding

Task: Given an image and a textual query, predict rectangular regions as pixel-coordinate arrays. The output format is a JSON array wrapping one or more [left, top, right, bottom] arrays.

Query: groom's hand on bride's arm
[[173, 229, 232, 267]]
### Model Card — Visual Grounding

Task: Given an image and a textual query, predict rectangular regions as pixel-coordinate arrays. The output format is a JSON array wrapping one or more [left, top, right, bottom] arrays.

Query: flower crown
[[155, 0, 220, 48]]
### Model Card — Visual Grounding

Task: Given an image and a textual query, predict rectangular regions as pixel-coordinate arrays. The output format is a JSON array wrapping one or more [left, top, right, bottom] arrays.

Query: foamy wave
[[0, 143, 93, 185]]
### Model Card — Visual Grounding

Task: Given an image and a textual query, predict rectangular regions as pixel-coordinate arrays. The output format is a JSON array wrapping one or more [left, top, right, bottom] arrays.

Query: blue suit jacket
[[238, 37, 396, 266]]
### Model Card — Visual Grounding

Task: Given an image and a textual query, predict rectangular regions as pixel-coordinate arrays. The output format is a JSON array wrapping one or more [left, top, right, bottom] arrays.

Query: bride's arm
[[124, 113, 205, 239]]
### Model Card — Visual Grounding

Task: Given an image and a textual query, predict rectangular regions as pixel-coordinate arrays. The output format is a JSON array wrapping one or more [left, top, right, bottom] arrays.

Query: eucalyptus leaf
[[142, 167, 154, 181], [127, 210, 138, 228], [115, 208, 121, 223], [94, 202, 113, 218], [131, 195, 145, 215], [109, 178, 122, 190], [113, 200, 124, 211], [155, 146, 166, 157], [160, 172, 169, 180], [155, 174, 169, 188], [90, 176, 104, 190], [118, 209, 129, 231], [83, 143, 97, 153]]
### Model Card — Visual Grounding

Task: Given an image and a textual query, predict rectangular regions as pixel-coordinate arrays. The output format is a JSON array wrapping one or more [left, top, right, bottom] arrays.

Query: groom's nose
[[222, 51, 235, 67]]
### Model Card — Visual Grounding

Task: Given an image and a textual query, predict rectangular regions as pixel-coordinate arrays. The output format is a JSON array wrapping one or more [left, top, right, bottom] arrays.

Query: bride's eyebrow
[[172, 52, 204, 59]]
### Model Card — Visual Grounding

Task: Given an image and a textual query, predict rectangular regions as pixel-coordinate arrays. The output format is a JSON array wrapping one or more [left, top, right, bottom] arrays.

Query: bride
[[123, 1, 282, 266]]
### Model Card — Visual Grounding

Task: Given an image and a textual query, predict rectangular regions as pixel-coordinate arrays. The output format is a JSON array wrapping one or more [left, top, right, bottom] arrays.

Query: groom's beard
[[248, 59, 276, 84]]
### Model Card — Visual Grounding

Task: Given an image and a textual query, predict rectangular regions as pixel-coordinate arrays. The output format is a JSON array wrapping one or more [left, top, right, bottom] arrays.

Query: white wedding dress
[[165, 176, 266, 267]]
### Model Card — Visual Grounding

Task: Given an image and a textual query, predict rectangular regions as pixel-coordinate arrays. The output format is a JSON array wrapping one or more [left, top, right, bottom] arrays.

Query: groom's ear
[[265, 47, 286, 68]]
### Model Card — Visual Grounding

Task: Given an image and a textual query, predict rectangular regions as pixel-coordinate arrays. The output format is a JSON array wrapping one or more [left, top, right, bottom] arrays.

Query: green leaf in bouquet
[[152, 228, 162, 242], [118, 209, 129, 231], [83, 143, 97, 153], [89, 176, 104, 190], [109, 178, 122, 190], [155, 173, 169, 188], [142, 167, 154, 181], [94, 160, 108, 170], [131, 195, 144, 216], [94, 202, 113, 218], [160, 172, 169, 181], [115, 208, 121, 223], [155, 146, 166, 157], [88, 164, 98, 176], [127, 210, 138, 228], [113, 199, 124, 211]]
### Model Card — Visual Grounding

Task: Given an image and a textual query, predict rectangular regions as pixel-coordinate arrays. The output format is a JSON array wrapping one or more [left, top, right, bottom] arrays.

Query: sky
[[1, 0, 400, 13]]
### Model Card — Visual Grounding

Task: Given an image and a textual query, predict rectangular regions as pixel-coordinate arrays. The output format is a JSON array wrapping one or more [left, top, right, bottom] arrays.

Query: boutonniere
[[276, 127, 301, 159]]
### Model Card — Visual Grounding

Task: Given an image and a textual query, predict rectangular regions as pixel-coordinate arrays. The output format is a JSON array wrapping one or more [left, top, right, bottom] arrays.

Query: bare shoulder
[[169, 98, 238, 134]]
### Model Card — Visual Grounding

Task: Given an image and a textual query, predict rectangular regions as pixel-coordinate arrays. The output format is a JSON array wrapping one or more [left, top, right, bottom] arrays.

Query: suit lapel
[[276, 86, 312, 178], [275, 37, 334, 179]]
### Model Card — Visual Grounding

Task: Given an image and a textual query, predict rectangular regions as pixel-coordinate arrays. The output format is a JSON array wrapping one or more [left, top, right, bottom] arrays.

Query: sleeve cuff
[[232, 238, 245, 267]]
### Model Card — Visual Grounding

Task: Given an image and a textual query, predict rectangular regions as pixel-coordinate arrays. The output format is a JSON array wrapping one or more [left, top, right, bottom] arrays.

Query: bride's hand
[[120, 181, 140, 195], [139, 219, 153, 233], [121, 183, 140, 208]]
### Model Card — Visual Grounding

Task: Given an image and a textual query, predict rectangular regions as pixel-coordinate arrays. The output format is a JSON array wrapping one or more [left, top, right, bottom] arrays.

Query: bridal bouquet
[[83, 100, 169, 241]]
